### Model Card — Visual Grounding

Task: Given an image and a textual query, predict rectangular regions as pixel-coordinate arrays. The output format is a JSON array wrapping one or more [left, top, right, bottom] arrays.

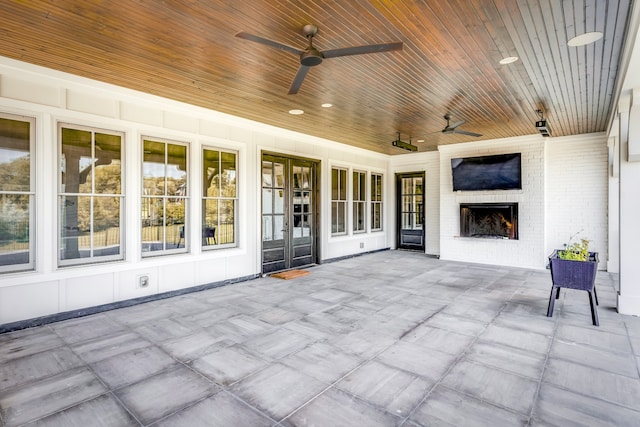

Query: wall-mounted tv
[[451, 153, 522, 191]]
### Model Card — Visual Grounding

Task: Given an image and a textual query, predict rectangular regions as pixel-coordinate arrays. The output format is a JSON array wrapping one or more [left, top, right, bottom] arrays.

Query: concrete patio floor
[[1, 250, 640, 426]]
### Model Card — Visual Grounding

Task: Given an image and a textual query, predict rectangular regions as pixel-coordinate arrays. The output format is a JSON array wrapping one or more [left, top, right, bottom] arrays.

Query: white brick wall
[[436, 133, 608, 270], [390, 133, 609, 269], [439, 136, 546, 269], [545, 133, 608, 266]]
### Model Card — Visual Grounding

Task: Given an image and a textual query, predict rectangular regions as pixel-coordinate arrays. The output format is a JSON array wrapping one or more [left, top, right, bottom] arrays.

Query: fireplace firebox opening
[[460, 203, 518, 240]]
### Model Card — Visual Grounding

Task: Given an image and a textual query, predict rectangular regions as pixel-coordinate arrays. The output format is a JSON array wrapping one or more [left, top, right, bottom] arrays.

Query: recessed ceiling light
[[568, 31, 603, 47], [417, 139, 425, 143], [321, 103, 333, 108], [288, 109, 304, 115], [499, 56, 519, 65]]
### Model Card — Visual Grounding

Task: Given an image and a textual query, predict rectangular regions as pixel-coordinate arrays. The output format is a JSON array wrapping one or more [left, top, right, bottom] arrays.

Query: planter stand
[[547, 251, 599, 326]]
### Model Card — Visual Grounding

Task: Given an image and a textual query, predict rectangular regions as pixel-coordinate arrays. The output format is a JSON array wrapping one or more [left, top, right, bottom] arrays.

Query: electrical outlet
[[360, 242, 364, 249], [138, 275, 149, 288]]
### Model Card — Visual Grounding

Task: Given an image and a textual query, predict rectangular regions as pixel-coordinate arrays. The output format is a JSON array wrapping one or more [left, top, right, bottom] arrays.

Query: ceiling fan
[[441, 114, 482, 137], [235, 24, 403, 95]]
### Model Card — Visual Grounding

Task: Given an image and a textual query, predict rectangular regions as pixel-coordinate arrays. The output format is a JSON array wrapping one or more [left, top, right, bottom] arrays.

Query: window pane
[[274, 215, 284, 240], [273, 162, 285, 188], [372, 174, 382, 201], [94, 133, 122, 195], [0, 118, 30, 192], [167, 222, 183, 249], [0, 194, 30, 267], [353, 171, 365, 201], [219, 199, 235, 244], [61, 128, 92, 194], [262, 188, 273, 213], [166, 199, 185, 227], [338, 202, 346, 232], [93, 196, 121, 256], [402, 177, 412, 194], [220, 152, 236, 198], [203, 149, 220, 196], [402, 212, 412, 229], [59, 195, 91, 260], [354, 202, 365, 232], [339, 169, 347, 200], [331, 168, 339, 200], [143, 140, 166, 196], [94, 159, 122, 195], [274, 189, 284, 214], [263, 215, 273, 241], [301, 214, 310, 236], [332, 201, 346, 234], [294, 165, 310, 189], [403, 195, 412, 212], [262, 161, 273, 187], [372, 203, 382, 229], [203, 199, 218, 229], [141, 197, 164, 252], [167, 143, 187, 197], [293, 215, 302, 238]]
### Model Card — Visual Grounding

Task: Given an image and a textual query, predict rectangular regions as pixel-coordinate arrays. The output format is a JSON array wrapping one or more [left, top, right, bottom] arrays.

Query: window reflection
[[59, 126, 123, 264], [0, 115, 33, 272], [202, 148, 237, 247], [141, 139, 187, 254]]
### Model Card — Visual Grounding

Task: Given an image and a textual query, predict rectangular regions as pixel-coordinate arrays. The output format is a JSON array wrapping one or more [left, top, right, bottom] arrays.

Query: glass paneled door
[[262, 154, 318, 273], [397, 172, 425, 251]]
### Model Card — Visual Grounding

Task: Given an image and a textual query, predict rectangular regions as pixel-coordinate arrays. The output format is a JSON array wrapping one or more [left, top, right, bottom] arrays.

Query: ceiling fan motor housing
[[301, 49, 323, 66]]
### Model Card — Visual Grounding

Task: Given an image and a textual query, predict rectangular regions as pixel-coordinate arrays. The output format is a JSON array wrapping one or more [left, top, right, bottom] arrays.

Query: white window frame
[[141, 136, 189, 257], [353, 170, 367, 233], [0, 112, 36, 273], [371, 172, 383, 232], [58, 123, 125, 266], [202, 146, 238, 249], [331, 166, 348, 236]]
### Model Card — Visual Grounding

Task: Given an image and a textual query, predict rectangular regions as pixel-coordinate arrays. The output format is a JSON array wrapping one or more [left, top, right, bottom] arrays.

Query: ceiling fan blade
[[453, 130, 482, 137], [322, 42, 403, 58], [288, 65, 311, 94], [449, 120, 465, 129], [235, 32, 304, 56]]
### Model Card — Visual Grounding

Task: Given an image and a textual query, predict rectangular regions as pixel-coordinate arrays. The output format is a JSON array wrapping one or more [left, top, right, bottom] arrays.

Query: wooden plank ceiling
[[0, 1, 631, 154]]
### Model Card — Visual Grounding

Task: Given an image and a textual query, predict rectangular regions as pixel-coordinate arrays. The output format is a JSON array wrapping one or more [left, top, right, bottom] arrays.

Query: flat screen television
[[451, 153, 522, 191]]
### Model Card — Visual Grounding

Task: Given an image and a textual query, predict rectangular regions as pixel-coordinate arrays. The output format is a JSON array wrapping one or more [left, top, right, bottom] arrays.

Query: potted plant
[[546, 236, 599, 326]]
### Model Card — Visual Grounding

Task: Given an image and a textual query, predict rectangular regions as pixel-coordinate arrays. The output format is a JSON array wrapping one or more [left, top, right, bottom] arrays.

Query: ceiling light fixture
[[499, 56, 519, 65], [321, 103, 333, 108], [288, 109, 304, 115], [568, 31, 603, 47]]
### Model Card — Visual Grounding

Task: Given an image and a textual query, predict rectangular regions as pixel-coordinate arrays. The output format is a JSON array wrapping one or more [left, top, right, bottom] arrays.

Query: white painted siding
[[0, 57, 391, 325]]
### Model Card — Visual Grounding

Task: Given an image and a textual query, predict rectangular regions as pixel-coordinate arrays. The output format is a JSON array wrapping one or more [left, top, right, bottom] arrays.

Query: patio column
[[607, 135, 619, 275], [618, 89, 640, 315]]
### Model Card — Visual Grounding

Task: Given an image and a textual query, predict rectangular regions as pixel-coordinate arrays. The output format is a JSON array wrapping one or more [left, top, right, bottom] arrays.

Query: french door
[[396, 172, 425, 251], [261, 153, 318, 273]]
